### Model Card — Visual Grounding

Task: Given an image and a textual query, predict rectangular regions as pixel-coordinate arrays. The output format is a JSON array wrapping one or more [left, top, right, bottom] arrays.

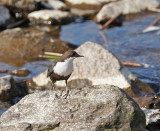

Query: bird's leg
[[50, 78, 56, 90], [50, 79, 60, 99], [63, 80, 70, 99]]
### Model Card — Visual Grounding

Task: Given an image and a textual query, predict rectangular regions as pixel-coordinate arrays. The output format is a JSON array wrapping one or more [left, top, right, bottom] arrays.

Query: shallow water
[[0, 12, 160, 92], [60, 13, 160, 92]]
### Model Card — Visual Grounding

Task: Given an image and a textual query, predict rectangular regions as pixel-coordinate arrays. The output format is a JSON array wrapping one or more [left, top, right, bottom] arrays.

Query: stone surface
[[0, 4, 11, 27], [0, 75, 18, 101], [96, 0, 159, 22], [0, 27, 76, 61], [28, 10, 73, 24], [0, 85, 146, 131], [42, 0, 68, 10], [142, 108, 160, 131]]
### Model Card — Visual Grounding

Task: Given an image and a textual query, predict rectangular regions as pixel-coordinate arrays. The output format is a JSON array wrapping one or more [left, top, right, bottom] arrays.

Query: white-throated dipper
[[47, 50, 83, 98]]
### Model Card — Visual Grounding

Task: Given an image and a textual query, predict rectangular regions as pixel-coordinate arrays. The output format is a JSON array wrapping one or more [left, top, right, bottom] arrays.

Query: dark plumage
[[47, 50, 83, 98]]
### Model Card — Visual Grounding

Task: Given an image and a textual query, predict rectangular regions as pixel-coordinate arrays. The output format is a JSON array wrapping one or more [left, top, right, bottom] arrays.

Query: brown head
[[59, 50, 83, 61]]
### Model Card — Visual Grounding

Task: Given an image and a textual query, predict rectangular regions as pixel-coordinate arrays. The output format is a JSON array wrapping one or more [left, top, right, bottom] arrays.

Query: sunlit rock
[[42, 0, 68, 10], [0, 85, 146, 130], [0, 27, 76, 61], [96, 0, 159, 22], [28, 10, 73, 24], [66, 0, 119, 10]]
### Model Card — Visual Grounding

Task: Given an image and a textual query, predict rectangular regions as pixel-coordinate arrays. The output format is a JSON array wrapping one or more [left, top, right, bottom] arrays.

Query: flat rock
[[28, 41, 153, 98], [0, 85, 146, 131], [0, 27, 76, 61], [28, 10, 73, 24], [42, 0, 68, 10], [96, 0, 159, 22], [0, 4, 11, 27], [0, 75, 18, 101], [66, 0, 118, 10]]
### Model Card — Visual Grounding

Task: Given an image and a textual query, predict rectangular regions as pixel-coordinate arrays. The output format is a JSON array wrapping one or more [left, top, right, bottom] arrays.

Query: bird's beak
[[76, 53, 84, 57]]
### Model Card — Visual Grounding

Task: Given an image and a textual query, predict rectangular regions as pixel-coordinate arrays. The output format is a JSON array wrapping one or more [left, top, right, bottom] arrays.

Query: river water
[[0, 12, 160, 93]]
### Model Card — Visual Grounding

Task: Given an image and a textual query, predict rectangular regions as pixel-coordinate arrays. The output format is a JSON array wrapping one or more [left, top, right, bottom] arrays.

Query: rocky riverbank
[[0, 0, 160, 130]]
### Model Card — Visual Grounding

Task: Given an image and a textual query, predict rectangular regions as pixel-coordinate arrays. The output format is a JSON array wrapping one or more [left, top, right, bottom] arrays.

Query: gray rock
[[0, 85, 146, 131], [96, 0, 159, 22], [142, 108, 160, 131], [28, 10, 73, 24], [0, 75, 18, 101], [28, 41, 153, 98], [0, 27, 76, 61], [0, 4, 10, 26]]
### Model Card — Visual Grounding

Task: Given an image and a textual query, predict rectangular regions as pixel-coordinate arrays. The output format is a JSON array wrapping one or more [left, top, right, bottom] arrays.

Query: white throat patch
[[53, 57, 75, 77]]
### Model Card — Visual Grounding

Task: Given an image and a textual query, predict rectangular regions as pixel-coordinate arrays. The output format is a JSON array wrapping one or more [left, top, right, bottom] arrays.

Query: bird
[[47, 50, 83, 98]]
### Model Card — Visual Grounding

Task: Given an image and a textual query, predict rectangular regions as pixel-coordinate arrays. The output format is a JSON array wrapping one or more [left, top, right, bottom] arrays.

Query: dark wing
[[47, 60, 57, 77]]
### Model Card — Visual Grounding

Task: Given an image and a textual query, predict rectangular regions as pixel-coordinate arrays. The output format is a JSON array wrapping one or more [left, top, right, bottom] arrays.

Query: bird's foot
[[63, 89, 70, 99], [54, 90, 63, 99]]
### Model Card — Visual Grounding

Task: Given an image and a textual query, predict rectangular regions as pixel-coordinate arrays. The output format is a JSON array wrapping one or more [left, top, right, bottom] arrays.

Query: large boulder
[[27, 41, 153, 97], [0, 85, 146, 131], [96, 0, 159, 22], [28, 10, 73, 25], [0, 27, 76, 61]]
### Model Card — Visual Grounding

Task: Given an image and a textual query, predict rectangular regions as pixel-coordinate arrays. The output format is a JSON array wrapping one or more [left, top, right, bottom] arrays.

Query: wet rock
[[0, 27, 76, 61], [142, 108, 160, 131], [0, 85, 146, 131], [28, 10, 73, 25], [96, 0, 159, 22], [66, 0, 118, 10], [0, 101, 11, 116], [0, 75, 18, 101], [42, 0, 68, 10], [10, 68, 31, 77], [0, 4, 11, 28], [27, 41, 153, 97]]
